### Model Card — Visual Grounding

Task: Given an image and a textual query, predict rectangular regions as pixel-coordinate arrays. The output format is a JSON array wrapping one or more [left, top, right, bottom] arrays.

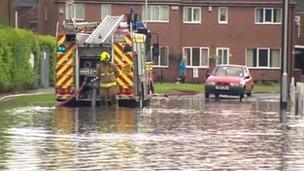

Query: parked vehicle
[[205, 65, 254, 101]]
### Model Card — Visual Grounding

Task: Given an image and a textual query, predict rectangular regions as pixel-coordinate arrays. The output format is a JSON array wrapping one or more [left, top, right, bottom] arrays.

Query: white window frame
[[216, 48, 230, 65], [183, 7, 201, 24], [101, 4, 111, 20], [255, 7, 282, 25], [66, 3, 85, 21], [183, 47, 209, 68], [151, 46, 169, 68], [245, 48, 281, 69], [218, 7, 228, 24], [142, 5, 169, 23]]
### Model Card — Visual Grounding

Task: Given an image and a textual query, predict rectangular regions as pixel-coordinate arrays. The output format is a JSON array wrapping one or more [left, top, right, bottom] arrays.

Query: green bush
[[0, 25, 56, 92]]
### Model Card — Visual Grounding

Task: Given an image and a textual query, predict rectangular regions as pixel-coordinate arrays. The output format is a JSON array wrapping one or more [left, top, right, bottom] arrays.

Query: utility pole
[[145, 0, 148, 26], [281, 0, 289, 111]]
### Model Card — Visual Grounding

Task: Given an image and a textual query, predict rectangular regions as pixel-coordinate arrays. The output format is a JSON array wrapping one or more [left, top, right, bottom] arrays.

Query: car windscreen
[[213, 66, 244, 77]]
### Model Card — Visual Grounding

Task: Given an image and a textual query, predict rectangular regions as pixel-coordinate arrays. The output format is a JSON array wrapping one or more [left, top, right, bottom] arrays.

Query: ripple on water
[[5, 106, 55, 115], [0, 97, 304, 170]]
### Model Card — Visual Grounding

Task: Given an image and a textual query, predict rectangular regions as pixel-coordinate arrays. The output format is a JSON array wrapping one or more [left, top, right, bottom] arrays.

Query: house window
[[66, 3, 85, 20], [218, 7, 228, 24], [153, 46, 169, 67], [246, 48, 280, 68], [255, 8, 282, 24], [101, 4, 111, 20], [183, 47, 209, 67], [28, 20, 37, 30], [216, 48, 230, 65], [183, 7, 201, 23], [142, 6, 169, 22]]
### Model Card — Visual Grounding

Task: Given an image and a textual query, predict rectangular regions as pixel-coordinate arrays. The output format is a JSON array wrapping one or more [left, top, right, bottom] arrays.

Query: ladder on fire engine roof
[[85, 15, 125, 44]]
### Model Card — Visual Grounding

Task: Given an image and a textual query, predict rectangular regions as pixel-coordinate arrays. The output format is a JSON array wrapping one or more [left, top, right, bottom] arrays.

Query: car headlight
[[239, 80, 245, 86], [206, 81, 215, 86]]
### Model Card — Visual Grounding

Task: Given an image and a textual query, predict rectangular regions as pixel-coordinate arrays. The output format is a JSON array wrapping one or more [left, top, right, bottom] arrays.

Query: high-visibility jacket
[[96, 62, 120, 88]]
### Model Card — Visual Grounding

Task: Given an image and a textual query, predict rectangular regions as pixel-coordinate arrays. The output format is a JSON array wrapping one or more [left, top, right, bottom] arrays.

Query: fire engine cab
[[55, 15, 156, 107]]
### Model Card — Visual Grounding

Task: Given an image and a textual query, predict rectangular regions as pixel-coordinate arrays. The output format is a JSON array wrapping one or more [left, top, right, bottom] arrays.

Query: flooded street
[[1, 94, 304, 170]]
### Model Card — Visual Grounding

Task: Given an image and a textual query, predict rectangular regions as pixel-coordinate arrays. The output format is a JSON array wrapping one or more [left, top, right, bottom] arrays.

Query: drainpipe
[[15, 11, 18, 28], [145, 0, 148, 26], [8, 0, 11, 26]]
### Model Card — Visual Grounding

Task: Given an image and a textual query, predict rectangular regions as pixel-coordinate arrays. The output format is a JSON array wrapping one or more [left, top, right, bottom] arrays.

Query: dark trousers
[[179, 74, 185, 83]]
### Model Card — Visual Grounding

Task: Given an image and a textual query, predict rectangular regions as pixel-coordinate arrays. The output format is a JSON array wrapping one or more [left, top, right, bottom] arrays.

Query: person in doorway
[[96, 51, 120, 106], [177, 56, 187, 83]]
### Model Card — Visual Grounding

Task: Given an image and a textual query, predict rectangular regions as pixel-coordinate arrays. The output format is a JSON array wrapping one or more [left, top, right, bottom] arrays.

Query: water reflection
[[53, 107, 138, 134], [0, 95, 304, 170]]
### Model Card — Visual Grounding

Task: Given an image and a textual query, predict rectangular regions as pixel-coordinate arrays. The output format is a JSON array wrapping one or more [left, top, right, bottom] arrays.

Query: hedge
[[0, 25, 56, 92]]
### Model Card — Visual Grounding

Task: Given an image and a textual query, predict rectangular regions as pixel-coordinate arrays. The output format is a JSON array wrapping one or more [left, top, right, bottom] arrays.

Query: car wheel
[[240, 93, 244, 101], [205, 91, 209, 98], [215, 93, 219, 99], [246, 85, 253, 96]]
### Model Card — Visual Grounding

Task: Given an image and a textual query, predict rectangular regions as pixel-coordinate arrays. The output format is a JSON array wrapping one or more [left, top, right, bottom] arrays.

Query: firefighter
[[96, 51, 120, 106]]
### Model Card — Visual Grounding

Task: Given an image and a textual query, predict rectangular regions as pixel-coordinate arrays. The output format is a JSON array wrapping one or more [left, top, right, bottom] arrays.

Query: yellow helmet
[[100, 52, 110, 62]]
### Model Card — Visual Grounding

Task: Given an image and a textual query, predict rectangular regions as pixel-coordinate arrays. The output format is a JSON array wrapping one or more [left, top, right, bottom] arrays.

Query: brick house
[[0, 0, 10, 25], [295, 0, 304, 80], [0, 0, 38, 31], [1, 0, 298, 83]]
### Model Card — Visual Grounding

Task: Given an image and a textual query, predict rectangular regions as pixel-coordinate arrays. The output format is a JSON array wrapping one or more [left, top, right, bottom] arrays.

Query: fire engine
[[55, 14, 156, 107]]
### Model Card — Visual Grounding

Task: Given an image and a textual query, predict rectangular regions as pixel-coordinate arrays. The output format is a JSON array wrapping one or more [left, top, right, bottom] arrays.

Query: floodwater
[[0, 95, 304, 170]]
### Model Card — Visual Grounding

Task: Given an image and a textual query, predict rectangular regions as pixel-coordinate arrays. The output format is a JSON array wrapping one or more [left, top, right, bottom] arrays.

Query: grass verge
[[155, 82, 280, 94], [253, 83, 280, 93], [0, 93, 56, 110], [155, 83, 203, 94]]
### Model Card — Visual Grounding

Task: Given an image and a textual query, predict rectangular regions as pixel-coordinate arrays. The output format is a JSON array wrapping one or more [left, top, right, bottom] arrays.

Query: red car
[[205, 65, 254, 101]]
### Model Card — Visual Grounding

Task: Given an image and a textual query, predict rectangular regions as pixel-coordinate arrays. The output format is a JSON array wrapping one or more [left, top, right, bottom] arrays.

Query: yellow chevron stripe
[[114, 67, 133, 86], [56, 72, 73, 86], [114, 53, 133, 72], [114, 46, 132, 65], [114, 45, 132, 65], [114, 57, 133, 77], [56, 47, 74, 67], [114, 55, 125, 66], [114, 55, 133, 85], [125, 35, 132, 45], [116, 78, 128, 89], [56, 73, 73, 86], [57, 36, 66, 45], [62, 79, 74, 88], [57, 60, 74, 75]]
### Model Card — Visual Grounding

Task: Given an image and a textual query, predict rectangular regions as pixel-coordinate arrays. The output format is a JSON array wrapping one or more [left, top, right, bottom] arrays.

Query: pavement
[[0, 88, 54, 102], [0, 87, 279, 103], [155, 91, 280, 101]]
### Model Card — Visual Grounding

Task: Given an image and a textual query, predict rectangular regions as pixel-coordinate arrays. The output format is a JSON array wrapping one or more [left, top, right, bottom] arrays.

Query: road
[[0, 93, 304, 170]]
